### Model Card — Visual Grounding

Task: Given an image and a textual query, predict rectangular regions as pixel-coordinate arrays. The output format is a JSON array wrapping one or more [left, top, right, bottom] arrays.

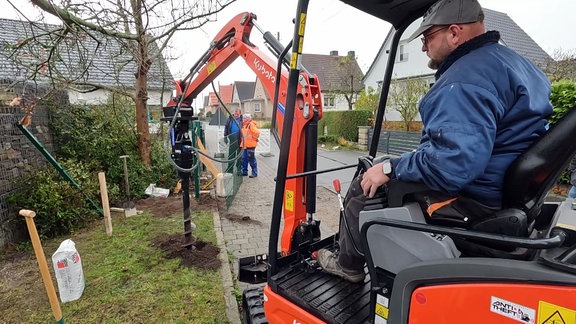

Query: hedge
[[318, 110, 372, 142], [549, 81, 576, 126]]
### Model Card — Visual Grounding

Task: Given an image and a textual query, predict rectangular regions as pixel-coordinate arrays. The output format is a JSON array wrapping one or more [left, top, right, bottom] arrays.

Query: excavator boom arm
[[165, 12, 323, 254]]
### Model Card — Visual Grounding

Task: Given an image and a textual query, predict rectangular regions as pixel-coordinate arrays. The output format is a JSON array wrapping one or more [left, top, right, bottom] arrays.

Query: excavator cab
[[242, 0, 576, 323]]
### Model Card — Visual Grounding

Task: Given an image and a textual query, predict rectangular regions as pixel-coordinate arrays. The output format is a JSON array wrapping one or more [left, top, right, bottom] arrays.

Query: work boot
[[316, 249, 365, 283]]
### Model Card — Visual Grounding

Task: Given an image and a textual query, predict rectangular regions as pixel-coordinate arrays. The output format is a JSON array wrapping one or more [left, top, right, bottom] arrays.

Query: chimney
[[347, 51, 356, 58], [330, 50, 339, 56]]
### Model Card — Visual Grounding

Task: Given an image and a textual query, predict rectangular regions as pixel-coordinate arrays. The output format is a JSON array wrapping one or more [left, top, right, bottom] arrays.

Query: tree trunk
[[135, 85, 151, 166], [135, 38, 152, 166]]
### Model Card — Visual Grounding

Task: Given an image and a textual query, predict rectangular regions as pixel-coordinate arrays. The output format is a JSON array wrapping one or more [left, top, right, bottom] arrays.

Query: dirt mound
[[153, 233, 220, 270]]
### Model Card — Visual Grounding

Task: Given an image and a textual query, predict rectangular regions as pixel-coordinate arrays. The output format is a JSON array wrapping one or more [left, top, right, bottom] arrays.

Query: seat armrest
[[386, 179, 430, 207]]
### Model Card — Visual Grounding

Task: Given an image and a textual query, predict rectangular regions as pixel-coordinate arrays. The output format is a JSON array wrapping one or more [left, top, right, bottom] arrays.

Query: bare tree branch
[[3, 0, 237, 165], [29, 0, 139, 40]]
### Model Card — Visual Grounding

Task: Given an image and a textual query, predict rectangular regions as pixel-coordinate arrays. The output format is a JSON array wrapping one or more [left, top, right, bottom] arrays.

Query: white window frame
[[323, 94, 335, 107], [398, 44, 409, 62]]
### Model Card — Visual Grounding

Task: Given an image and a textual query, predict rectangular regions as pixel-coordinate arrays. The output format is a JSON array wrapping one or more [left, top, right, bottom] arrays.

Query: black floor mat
[[270, 266, 371, 323]]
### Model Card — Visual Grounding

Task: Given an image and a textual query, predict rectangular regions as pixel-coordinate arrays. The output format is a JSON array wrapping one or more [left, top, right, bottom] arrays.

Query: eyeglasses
[[420, 26, 449, 46]]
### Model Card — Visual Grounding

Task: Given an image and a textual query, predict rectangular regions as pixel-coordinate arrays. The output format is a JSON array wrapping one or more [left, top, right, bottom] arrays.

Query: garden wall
[[0, 101, 54, 248]]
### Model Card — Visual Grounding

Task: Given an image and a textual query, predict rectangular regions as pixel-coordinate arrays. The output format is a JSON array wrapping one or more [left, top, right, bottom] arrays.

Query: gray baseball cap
[[407, 0, 484, 42]]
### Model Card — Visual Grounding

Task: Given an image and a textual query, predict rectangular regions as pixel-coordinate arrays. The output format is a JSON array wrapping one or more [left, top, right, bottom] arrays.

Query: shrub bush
[[7, 159, 100, 239], [9, 95, 179, 239], [318, 135, 337, 143], [49, 97, 178, 205], [549, 81, 576, 185], [318, 110, 372, 142], [549, 81, 576, 126], [259, 121, 272, 129]]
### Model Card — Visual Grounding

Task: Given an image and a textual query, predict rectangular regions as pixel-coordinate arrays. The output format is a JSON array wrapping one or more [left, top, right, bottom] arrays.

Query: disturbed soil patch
[[152, 233, 220, 270], [135, 194, 219, 218], [135, 194, 223, 271], [222, 212, 262, 225], [135, 188, 263, 226]]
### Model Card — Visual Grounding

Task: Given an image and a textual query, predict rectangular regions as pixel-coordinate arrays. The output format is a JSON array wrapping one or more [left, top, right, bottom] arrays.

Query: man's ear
[[448, 24, 464, 45]]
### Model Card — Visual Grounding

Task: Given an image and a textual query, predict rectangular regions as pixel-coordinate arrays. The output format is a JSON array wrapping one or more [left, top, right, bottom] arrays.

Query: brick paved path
[[220, 147, 348, 290], [217, 143, 364, 322]]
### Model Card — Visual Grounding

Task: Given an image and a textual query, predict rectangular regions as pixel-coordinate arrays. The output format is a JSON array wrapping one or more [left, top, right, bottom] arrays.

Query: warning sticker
[[285, 190, 294, 212], [374, 294, 389, 324], [538, 301, 576, 324]]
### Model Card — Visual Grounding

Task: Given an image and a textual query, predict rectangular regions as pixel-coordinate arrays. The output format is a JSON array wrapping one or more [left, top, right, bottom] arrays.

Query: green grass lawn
[[0, 209, 228, 323]]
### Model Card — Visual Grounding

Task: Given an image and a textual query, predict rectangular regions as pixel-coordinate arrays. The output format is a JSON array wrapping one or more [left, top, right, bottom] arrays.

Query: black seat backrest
[[503, 106, 576, 221]]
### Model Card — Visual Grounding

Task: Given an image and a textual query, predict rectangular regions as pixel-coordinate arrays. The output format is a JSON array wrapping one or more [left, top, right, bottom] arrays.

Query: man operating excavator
[[317, 0, 553, 283]]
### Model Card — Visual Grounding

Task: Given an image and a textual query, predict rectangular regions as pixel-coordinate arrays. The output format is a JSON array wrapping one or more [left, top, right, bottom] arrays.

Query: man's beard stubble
[[428, 59, 441, 70]]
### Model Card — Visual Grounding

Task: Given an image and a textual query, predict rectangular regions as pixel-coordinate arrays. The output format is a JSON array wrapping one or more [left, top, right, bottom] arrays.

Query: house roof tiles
[[0, 18, 173, 91], [234, 81, 256, 102], [301, 52, 364, 92], [219, 84, 234, 104], [483, 8, 551, 67]]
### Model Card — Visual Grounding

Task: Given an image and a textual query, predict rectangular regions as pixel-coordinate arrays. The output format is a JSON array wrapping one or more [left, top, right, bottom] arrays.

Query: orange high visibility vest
[[241, 120, 260, 148]]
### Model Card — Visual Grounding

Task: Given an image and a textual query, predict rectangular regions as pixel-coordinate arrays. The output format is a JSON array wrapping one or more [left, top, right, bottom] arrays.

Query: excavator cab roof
[[340, 0, 437, 27]]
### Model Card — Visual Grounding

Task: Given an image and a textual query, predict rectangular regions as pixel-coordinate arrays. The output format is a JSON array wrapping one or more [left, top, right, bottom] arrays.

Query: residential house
[[205, 84, 234, 116], [301, 51, 365, 111], [364, 8, 552, 121], [249, 51, 365, 115], [246, 78, 271, 119], [0, 18, 174, 117], [0, 18, 175, 249], [206, 92, 220, 114], [218, 84, 234, 109], [231, 81, 259, 117], [202, 50, 365, 120]]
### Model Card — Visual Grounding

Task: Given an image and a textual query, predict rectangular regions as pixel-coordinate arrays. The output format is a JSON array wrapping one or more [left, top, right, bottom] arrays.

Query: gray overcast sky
[[3, 0, 576, 97], [168, 0, 576, 98]]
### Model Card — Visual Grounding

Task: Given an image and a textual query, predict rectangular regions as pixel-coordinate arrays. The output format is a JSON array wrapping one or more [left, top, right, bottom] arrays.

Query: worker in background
[[317, 0, 552, 283], [240, 113, 260, 178], [224, 108, 243, 175]]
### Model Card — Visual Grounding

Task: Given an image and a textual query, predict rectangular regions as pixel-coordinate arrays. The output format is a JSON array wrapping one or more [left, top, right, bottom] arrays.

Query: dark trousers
[[337, 175, 371, 271], [336, 175, 499, 271], [241, 148, 257, 176]]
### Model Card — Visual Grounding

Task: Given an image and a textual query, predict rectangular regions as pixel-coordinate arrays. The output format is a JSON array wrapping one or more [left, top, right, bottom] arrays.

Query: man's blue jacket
[[391, 31, 552, 207]]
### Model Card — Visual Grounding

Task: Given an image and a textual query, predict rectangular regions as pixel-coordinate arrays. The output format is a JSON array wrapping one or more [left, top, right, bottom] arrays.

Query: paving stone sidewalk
[[216, 147, 347, 322]]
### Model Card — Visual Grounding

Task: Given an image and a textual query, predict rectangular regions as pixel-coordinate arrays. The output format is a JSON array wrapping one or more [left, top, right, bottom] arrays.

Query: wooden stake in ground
[[19, 209, 65, 324], [98, 172, 113, 235]]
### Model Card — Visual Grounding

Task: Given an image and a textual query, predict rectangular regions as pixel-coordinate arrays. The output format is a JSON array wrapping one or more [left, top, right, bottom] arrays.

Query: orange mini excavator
[[236, 1, 576, 324], [163, 12, 325, 253]]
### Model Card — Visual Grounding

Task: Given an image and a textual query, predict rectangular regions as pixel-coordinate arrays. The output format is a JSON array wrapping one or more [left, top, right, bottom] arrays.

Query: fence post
[[357, 126, 370, 151]]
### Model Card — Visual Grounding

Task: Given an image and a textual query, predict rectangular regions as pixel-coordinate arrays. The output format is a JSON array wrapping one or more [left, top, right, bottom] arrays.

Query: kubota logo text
[[253, 58, 275, 83]]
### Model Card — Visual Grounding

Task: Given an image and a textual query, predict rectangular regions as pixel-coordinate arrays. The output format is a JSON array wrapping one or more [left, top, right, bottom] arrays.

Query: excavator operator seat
[[502, 106, 576, 226], [359, 203, 461, 274]]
